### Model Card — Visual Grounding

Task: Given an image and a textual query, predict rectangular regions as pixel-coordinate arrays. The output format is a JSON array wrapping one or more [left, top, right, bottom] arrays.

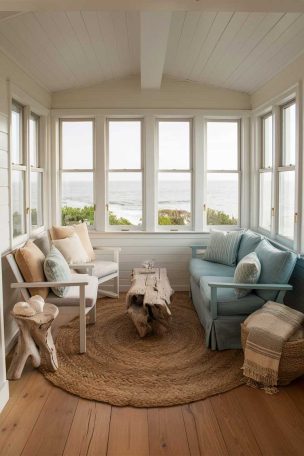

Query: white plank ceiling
[[0, 11, 303, 93]]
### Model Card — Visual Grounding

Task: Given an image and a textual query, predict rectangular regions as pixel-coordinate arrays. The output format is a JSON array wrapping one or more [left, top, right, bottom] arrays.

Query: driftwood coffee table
[[126, 268, 174, 337]]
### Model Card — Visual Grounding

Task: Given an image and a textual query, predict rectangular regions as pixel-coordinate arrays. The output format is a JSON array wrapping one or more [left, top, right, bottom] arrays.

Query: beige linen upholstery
[[50, 222, 95, 260], [92, 261, 118, 279], [15, 240, 48, 299], [53, 234, 90, 264], [46, 275, 98, 308]]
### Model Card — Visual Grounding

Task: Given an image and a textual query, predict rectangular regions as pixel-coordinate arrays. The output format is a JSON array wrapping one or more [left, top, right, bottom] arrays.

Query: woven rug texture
[[42, 292, 244, 407]]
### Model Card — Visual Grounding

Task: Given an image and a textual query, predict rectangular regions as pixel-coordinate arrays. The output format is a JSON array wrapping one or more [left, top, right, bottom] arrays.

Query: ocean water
[[62, 179, 239, 225]]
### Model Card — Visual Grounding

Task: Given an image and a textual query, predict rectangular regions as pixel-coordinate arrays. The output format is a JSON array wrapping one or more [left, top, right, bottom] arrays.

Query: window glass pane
[[207, 173, 238, 225], [61, 121, 93, 169], [158, 173, 191, 226], [11, 103, 22, 164], [61, 172, 94, 226], [30, 114, 39, 167], [278, 171, 295, 239], [109, 121, 141, 170], [12, 170, 25, 237], [259, 172, 272, 231], [282, 103, 296, 166], [263, 114, 272, 168], [207, 121, 238, 170], [158, 121, 190, 170], [108, 172, 142, 226], [31, 172, 43, 229]]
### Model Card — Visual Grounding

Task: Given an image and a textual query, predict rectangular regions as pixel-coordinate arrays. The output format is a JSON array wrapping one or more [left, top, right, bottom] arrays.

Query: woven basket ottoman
[[241, 323, 304, 385]]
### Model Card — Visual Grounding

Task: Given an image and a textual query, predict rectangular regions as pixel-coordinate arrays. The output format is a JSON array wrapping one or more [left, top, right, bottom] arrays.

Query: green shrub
[[61, 206, 237, 227], [207, 208, 237, 225]]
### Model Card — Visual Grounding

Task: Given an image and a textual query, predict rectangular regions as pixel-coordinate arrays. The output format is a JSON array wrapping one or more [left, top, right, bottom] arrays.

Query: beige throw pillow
[[15, 240, 49, 299], [51, 222, 95, 261], [53, 234, 90, 265]]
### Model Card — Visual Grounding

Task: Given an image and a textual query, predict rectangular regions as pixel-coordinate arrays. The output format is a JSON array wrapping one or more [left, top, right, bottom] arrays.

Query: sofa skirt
[[190, 277, 244, 350]]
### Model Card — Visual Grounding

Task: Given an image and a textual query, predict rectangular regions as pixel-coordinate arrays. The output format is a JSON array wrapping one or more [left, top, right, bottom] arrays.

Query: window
[[60, 120, 94, 226], [30, 113, 43, 229], [11, 101, 26, 238], [206, 121, 240, 226], [278, 101, 296, 239], [157, 120, 192, 229], [259, 113, 273, 232], [107, 120, 142, 229]]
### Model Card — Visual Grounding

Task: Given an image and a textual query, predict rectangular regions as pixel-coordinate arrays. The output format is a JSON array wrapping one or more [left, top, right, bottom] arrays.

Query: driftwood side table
[[8, 303, 59, 380]]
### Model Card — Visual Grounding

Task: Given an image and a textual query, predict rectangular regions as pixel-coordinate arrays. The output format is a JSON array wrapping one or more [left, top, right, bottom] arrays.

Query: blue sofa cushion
[[189, 258, 235, 285], [237, 230, 263, 262], [255, 239, 297, 301], [200, 276, 265, 316]]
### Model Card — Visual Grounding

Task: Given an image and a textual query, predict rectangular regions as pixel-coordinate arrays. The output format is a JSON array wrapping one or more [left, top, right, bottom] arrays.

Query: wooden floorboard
[[0, 369, 304, 456]]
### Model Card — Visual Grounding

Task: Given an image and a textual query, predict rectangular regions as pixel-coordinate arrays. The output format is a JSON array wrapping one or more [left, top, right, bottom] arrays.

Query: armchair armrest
[[69, 263, 94, 275], [207, 281, 293, 319], [190, 245, 207, 258], [208, 282, 293, 291], [11, 276, 89, 289]]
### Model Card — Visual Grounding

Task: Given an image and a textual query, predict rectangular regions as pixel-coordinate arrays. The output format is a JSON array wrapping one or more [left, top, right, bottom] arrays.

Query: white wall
[[51, 75, 251, 110], [0, 49, 51, 352]]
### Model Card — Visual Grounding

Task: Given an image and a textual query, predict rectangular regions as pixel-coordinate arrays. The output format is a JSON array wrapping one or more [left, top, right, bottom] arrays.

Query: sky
[[61, 119, 239, 181]]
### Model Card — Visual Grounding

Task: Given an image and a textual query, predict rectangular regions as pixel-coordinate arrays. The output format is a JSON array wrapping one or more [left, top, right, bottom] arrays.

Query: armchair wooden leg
[[115, 275, 119, 298], [79, 285, 86, 354]]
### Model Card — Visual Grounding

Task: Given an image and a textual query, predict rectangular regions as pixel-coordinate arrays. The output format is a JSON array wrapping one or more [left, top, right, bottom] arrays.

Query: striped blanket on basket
[[242, 301, 304, 392]]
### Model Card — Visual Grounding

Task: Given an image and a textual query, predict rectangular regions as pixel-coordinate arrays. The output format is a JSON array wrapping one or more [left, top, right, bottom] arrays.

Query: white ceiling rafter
[[140, 11, 172, 89]]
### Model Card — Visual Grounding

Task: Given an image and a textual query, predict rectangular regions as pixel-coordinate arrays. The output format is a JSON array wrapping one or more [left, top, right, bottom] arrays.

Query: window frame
[[30, 112, 44, 231], [253, 86, 300, 251], [277, 99, 296, 244], [156, 118, 193, 232], [10, 97, 47, 247], [11, 100, 27, 243], [106, 117, 144, 232], [258, 112, 273, 234], [59, 118, 96, 228], [205, 118, 241, 230]]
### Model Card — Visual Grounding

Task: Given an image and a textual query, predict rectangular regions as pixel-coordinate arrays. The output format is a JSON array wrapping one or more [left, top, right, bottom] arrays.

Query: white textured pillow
[[234, 252, 261, 298], [52, 234, 90, 265], [204, 230, 243, 266]]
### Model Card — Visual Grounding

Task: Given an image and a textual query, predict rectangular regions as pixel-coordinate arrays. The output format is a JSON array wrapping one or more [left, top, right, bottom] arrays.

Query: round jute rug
[[42, 292, 244, 407]]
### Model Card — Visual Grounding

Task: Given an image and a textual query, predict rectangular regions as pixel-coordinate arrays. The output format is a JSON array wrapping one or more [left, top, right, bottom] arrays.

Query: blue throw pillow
[[237, 230, 263, 263], [255, 240, 297, 301], [44, 246, 71, 297], [204, 230, 243, 266]]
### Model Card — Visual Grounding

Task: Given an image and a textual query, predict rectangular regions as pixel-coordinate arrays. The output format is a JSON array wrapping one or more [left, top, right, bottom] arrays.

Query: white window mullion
[[144, 115, 156, 232], [272, 105, 280, 239], [241, 116, 250, 229], [24, 105, 30, 235], [95, 115, 106, 231], [193, 115, 204, 232]]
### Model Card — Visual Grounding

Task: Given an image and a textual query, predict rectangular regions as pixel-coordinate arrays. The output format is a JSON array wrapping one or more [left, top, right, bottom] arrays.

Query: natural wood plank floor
[[1, 364, 304, 456]]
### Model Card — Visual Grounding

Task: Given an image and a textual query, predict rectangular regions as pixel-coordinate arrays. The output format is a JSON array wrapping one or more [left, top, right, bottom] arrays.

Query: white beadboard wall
[[0, 77, 9, 410], [91, 232, 209, 291]]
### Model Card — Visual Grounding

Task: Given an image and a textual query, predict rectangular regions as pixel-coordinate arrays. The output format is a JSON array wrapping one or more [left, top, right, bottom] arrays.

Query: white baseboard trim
[[0, 380, 9, 413]]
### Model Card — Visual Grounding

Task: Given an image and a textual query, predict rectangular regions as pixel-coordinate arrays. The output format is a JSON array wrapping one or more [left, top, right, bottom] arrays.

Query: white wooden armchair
[[48, 229, 121, 298], [6, 253, 98, 354]]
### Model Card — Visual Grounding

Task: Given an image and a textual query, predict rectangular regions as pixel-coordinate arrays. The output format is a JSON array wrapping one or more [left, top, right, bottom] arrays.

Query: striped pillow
[[204, 230, 243, 266], [44, 246, 71, 297], [234, 252, 261, 298]]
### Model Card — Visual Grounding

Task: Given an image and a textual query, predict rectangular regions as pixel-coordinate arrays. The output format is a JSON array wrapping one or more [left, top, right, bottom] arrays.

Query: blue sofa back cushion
[[255, 239, 297, 301], [237, 230, 263, 263]]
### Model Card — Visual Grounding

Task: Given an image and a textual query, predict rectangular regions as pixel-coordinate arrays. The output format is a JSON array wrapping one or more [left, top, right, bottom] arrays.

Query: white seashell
[[28, 295, 45, 313], [13, 302, 36, 317]]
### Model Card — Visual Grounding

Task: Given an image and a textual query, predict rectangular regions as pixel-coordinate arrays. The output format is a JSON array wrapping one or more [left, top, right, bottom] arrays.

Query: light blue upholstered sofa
[[189, 230, 297, 350]]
